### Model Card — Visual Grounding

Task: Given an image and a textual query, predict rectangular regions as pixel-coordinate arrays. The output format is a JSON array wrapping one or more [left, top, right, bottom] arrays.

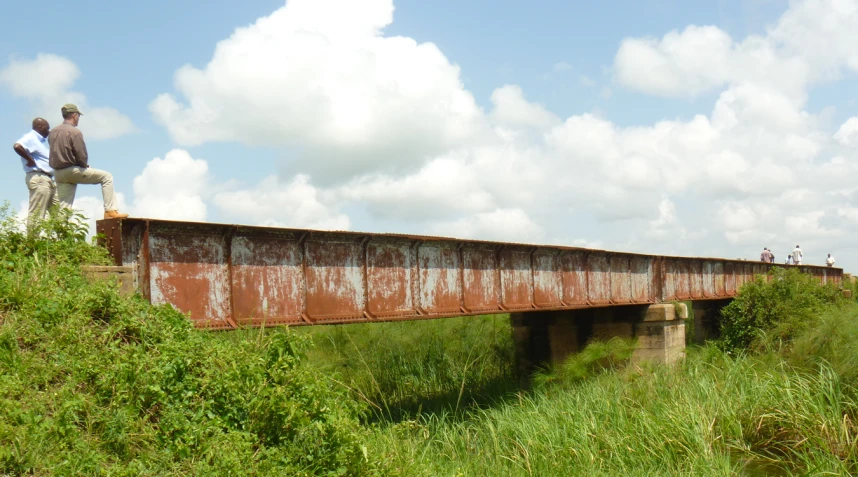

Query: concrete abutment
[[510, 303, 703, 373]]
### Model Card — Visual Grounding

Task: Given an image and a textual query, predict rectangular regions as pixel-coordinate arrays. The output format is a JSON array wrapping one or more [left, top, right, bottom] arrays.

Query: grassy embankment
[[2, 203, 858, 475], [0, 207, 369, 476]]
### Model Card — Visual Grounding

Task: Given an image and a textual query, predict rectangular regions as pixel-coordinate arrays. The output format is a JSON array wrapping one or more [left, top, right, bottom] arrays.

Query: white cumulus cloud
[[131, 149, 210, 221], [0, 53, 136, 140], [150, 0, 485, 182]]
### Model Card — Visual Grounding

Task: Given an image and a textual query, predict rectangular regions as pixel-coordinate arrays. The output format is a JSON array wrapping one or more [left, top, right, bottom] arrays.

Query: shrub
[[719, 267, 844, 353]]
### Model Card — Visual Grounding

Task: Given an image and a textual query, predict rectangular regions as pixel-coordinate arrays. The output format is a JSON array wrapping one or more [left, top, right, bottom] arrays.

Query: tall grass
[[366, 344, 857, 476], [296, 314, 518, 422]]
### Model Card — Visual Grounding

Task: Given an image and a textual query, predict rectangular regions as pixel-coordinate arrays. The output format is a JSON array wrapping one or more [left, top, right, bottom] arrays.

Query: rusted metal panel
[[462, 245, 500, 312], [231, 235, 304, 326], [304, 234, 364, 322], [500, 247, 534, 310], [667, 259, 691, 300], [561, 251, 588, 305], [702, 261, 715, 298], [713, 262, 726, 296], [418, 242, 461, 315], [689, 261, 704, 299], [587, 253, 611, 305], [662, 259, 676, 300], [148, 230, 232, 328], [366, 238, 414, 318], [746, 264, 756, 285], [533, 250, 563, 307], [98, 218, 845, 329], [724, 262, 736, 295], [630, 257, 652, 303], [610, 255, 632, 303]]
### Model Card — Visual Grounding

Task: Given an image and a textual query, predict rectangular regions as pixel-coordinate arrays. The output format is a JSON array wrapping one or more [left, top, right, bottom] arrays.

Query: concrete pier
[[510, 303, 689, 371]]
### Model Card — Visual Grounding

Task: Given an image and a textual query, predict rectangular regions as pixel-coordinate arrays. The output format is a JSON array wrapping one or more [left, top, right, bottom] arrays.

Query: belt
[[28, 170, 53, 178]]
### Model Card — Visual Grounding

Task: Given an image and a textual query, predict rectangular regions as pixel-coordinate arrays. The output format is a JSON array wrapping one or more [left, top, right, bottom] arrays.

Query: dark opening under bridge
[[96, 218, 843, 366]]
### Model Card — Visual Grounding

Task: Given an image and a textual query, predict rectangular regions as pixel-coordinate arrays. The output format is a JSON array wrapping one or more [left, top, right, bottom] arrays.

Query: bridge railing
[[97, 218, 842, 329]]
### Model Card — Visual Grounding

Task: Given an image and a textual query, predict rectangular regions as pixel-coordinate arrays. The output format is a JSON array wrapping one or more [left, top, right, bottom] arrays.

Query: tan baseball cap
[[61, 103, 83, 115]]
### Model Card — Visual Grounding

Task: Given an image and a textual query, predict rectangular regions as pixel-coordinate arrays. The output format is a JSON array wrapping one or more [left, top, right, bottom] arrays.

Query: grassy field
[[2, 206, 858, 476]]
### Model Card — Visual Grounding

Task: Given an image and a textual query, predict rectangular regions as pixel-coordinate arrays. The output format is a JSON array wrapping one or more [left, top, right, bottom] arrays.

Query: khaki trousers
[[25, 172, 59, 230], [54, 166, 118, 212]]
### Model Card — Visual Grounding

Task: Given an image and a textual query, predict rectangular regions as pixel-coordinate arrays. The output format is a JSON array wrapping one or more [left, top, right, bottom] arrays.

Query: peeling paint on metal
[[500, 248, 532, 310], [462, 246, 499, 312], [418, 243, 461, 314], [588, 255, 611, 304], [533, 250, 562, 307], [98, 218, 843, 328]]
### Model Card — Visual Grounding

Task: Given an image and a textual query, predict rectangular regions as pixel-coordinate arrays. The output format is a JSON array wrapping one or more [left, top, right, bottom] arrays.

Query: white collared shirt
[[15, 130, 52, 174]]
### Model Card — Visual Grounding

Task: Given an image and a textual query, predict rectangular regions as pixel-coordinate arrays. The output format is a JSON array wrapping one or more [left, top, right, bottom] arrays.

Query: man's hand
[[13, 143, 36, 168]]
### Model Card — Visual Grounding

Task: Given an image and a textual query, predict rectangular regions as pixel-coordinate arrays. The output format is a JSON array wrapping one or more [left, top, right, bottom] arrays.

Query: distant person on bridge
[[48, 104, 128, 220], [791, 245, 803, 265], [13, 118, 58, 230], [760, 247, 773, 262], [826, 254, 835, 267]]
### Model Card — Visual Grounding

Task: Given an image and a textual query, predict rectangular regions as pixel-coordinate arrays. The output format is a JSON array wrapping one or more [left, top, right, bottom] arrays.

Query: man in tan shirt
[[48, 104, 128, 220]]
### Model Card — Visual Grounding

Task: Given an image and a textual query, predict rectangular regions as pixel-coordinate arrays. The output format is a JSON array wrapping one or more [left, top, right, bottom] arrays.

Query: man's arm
[[12, 143, 36, 168], [72, 132, 89, 168]]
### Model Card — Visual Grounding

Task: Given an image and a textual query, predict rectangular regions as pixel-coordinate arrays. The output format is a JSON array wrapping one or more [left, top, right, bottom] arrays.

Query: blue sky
[[3, 0, 858, 270]]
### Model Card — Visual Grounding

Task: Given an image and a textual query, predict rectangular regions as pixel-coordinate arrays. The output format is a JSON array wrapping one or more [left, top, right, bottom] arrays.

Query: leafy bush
[[0, 206, 369, 475], [719, 267, 844, 353]]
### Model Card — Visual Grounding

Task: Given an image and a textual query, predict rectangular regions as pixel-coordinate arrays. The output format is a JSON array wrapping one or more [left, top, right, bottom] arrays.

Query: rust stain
[[231, 236, 304, 326], [462, 245, 500, 312], [533, 250, 563, 307], [610, 255, 632, 303], [148, 233, 231, 327], [366, 240, 413, 317], [630, 257, 651, 303], [588, 254, 611, 305], [304, 236, 364, 321], [500, 247, 532, 310], [561, 251, 588, 305], [418, 242, 461, 314]]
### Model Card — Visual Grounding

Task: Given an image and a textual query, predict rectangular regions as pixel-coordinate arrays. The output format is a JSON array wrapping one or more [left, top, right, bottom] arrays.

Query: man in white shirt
[[12, 118, 58, 229], [791, 245, 803, 265], [826, 254, 835, 267]]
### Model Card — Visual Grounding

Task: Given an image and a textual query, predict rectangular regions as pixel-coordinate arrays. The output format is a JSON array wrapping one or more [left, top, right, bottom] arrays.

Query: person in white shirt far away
[[791, 245, 803, 265], [826, 254, 835, 267]]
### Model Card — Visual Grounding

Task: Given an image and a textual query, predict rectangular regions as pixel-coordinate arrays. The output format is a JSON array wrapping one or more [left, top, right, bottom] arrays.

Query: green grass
[[295, 314, 518, 422], [365, 341, 858, 476]]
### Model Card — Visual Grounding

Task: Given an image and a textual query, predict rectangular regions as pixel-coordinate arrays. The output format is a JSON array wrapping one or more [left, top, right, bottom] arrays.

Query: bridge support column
[[627, 304, 685, 365], [510, 311, 580, 374], [510, 304, 689, 374], [690, 299, 732, 344]]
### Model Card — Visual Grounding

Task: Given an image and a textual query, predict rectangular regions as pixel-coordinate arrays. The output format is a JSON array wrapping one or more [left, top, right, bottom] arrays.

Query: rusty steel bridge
[[96, 218, 842, 330]]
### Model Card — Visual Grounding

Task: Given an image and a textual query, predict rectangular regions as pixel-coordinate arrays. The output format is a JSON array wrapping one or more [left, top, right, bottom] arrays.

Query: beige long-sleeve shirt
[[48, 123, 88, 169]]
